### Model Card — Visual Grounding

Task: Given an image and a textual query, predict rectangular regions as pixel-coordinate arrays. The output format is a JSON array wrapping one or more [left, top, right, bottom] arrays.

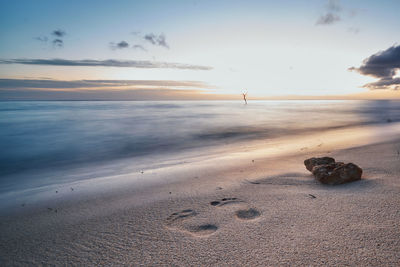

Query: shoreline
[[1, 124, 400, 265], [1, 121, 400, 214]]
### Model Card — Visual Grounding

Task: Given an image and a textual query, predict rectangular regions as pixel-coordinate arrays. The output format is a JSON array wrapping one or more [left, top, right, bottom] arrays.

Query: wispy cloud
[[316, 0, 342, 25], [109, 41, 146, 51], [0, 79, 212, 89], [0, 79, 220, 100], [132, 44, 147, 51], [0, 58, 213, 70], [326, 0, 342, 12], [316, 13, 341, 25], [144, 33, 169, 49], [349, 44, 400, 90], [52, 39, 63, 48], [0, 88, 229, 101], [34, 36, 48, 42], [34, 29, 66, 48]]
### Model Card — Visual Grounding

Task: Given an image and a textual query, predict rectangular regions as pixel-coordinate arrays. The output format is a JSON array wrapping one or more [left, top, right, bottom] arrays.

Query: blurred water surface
[[1, 100, 399, 191]]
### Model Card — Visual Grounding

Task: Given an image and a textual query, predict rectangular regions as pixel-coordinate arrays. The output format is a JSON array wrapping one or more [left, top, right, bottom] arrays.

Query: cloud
[[110, 41, 146, 51], [326, 0, 341, 12], [316, 13, 341, 25], [35, 29, 66, 48], [132, 44, 147, 51], [144, 34, 157, 45], [362, 78, 400, 90], [34, 36, 48, 42], [316, 0, 342, 25], [116, 41, 129, 48], [0, 78, 211, 89], [52, 29, 66, 37], [52, 39, 63, 48], [0, 58, 213, 70], [349, 44, 400, 90], [0, 79, 222, 100], [0, 87, 233, 101], [110, 41, 130, 50], [144, 33, 169, 48], [0, 79, 211, 89]]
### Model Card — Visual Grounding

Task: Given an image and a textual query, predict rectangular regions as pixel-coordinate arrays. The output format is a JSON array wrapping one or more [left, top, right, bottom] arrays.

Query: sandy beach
[[1, 123, 400, 266], [2, 0, 400, 265]]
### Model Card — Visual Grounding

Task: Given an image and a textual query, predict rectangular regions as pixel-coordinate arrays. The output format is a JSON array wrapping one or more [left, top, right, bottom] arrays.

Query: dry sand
[[1, 124, 400, 266]]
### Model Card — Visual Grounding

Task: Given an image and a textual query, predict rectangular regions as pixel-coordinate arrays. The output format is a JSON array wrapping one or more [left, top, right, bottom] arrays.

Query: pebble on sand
[[304, 157, 362, 185]]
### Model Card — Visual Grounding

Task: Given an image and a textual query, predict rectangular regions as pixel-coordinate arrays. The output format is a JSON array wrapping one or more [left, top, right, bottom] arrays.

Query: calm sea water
[[1, 100, 399, 192]]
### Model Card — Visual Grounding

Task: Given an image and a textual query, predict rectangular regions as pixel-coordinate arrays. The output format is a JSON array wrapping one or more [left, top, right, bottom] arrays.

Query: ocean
[[1, 100, 399, 193]]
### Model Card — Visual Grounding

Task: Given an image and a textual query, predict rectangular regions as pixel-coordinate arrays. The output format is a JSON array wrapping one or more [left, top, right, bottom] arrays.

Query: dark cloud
[[52, 29, 66, 37], [156, 34, 168, 48], [144, 33, 169, 49], [316, 0, 342, 25], [110, 41, 130, 50], [117, 41, 129, 48], [34, 29, 66, 48], [144, 34, 157, 45], [363, 77, 400, 90], [349, 44, 400, 90], [0, 58, 213, 70], [52, 39, 63, 48], [110, 41, 147, 51]]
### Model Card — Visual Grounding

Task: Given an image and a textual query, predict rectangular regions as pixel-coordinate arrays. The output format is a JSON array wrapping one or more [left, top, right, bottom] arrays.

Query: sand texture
[[1, 135, 400, 266]]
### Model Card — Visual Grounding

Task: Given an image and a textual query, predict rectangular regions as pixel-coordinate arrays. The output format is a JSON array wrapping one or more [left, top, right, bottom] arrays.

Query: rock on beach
[[304, 157, 362, 185]]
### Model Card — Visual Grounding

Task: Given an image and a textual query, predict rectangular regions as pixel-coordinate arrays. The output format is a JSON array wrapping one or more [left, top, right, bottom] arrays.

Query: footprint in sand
[[235, 208, 261, 220], [165, 209, 218, 237], [210, 197, 261, 221], [210, 197, 243, 207], [187, 224, 218, 236], [166, 209, 198, 223], [166, 198, 261, 237]]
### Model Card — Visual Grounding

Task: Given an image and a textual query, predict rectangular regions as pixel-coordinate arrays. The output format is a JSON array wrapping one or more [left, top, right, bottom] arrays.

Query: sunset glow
[[1, 0, 400, 100]]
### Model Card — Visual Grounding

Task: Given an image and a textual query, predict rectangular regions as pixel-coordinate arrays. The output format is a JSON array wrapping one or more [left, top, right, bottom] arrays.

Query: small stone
[[304, 157, 335, 171], [305, 156, 363, 185], [312, 162, 362, 185]]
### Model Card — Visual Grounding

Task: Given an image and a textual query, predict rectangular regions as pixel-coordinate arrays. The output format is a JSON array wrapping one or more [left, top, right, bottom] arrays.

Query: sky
[[0, 0, 399, 100]]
